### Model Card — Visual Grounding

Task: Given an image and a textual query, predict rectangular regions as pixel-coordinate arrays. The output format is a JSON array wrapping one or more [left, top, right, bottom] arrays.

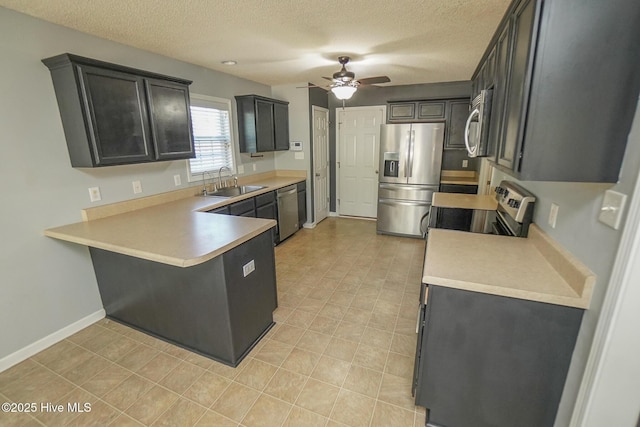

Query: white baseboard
[[303, 222, 316, 229], [0, 309, 105, 373], [329, 211, 339, 217]]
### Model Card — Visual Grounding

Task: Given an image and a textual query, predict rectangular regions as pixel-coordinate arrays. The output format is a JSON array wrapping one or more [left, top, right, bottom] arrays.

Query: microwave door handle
[[465, 108, 480, 156]]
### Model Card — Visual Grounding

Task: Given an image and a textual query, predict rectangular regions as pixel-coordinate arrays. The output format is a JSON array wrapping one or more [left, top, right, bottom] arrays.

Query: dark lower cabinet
[[415, 286, 583, 427], [297, 181, 307, 229], [208, 190, 279, 245], [90, 230, 277, 367], [436, 184, 479, 231], [42, 53, 194, 167]]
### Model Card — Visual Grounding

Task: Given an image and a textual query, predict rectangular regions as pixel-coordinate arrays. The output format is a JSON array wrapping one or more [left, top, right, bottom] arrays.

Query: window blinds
[[188, 103, 233, 177]]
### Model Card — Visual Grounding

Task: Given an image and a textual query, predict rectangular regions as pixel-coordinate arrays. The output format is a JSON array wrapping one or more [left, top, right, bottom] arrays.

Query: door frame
[[335, 105, 387, 217], [311, 105, 330, 226]]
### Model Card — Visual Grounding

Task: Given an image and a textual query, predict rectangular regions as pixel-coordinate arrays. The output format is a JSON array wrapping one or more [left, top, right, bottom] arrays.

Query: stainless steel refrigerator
[[377, 123, 444, 237]]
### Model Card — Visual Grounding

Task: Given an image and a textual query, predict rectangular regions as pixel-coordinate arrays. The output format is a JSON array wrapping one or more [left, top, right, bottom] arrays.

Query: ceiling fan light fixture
[[331, 84, 357, 100]]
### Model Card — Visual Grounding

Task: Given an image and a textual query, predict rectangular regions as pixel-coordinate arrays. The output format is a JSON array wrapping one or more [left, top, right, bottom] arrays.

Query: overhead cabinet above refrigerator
[[377, 123, 444, 238]]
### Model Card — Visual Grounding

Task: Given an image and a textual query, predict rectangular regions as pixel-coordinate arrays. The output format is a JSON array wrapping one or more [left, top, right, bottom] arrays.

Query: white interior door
[[337, 106, 385, 218], [313, 106, 329, 224]]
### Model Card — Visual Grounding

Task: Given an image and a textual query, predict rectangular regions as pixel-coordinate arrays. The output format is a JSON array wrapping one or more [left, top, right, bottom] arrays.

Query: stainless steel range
[[429, 180, 536, 237], [492, 180, 536, 237]]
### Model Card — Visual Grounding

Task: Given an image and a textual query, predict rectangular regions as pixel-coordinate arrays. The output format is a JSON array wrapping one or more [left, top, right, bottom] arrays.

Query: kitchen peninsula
[[44, 171, 305, 367]]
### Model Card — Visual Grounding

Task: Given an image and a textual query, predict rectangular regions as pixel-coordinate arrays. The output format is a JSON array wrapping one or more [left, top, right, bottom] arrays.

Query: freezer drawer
[[378, 183, 438, 201], [377, 198, 431, 238]]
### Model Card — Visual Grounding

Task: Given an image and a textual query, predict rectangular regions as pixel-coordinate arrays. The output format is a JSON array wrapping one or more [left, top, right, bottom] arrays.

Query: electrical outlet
[[88, 187, 101, 202], [252, 164, 257, 172], [173, 174, 181, 186], [462, 159, 468, 168], [242, 260, 255, 277], [132, 180, 142, 194], [548, 203, 559, 228], [598, 189, 627, 230], [294, 152, 304, 160]]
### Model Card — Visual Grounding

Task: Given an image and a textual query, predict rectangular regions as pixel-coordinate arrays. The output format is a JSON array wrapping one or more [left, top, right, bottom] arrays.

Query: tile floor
[[0, 217, 427, 427]]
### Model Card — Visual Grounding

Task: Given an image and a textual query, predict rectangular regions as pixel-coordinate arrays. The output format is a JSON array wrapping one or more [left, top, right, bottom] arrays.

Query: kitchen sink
[[204, 185, 267, 198]]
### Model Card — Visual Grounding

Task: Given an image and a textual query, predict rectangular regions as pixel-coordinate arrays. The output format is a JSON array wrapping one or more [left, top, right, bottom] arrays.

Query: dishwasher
[[277, 184, 299, 241]]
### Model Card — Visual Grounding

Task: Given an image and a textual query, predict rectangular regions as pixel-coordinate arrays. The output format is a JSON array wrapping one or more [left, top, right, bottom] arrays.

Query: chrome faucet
[[202, 170, 214, 196], [218, 166, 232, 189]]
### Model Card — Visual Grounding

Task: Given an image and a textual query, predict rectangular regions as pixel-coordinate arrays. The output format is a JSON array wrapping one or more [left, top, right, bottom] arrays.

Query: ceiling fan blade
[[357, 76, 391, 85], [296, 84, 322, 88], [322, 76, 334, 81]]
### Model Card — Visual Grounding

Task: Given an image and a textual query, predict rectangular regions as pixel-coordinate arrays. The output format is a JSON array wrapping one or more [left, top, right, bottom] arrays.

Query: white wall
[[489, 96, 640, 426], [0, 7, 274, 362]]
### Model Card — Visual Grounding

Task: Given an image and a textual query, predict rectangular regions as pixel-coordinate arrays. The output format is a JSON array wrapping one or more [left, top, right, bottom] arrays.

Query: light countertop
[[440, 170, 479, 186], [432, 192, 497, 211], [45, 173, 305, 268], [423, 225, 595, 308]]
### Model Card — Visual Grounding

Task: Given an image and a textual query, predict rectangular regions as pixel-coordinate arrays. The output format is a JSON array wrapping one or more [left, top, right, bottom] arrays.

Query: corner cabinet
[[42, 54, 194, 168], [472, 0, 640, 182], [236, 95, 290, 153]]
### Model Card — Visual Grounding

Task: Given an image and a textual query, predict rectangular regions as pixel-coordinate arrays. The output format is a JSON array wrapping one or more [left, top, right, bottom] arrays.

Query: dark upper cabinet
[[486, 22, 512, 160], [273, 102, 290, 151], [145, 79, 194, 160], [79, 66, 153, 165], [444, 100, 471, 150], [388, 101, 446, 123], [498, 0, 537, 171], [472, 0, 640, 182], [236, 95, 289, 153], [42, 53, 194, 168]]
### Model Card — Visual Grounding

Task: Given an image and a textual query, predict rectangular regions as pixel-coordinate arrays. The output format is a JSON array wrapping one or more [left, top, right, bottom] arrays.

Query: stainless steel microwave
[[464, 89, 493, 157]]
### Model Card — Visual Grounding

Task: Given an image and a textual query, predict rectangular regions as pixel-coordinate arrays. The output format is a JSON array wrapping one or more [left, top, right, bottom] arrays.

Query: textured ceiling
[[0, 0, 510, 88]]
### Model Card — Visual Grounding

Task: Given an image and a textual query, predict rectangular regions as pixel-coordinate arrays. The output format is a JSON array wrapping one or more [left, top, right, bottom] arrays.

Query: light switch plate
[[549, 203, 559, 228], [88, 187, 101, 202], [294, 152, 304, 160], [599, 189, 627, 230], [243, 260, 255, 277], [462, 159, 468, 168], [173, 175, 181, 186]]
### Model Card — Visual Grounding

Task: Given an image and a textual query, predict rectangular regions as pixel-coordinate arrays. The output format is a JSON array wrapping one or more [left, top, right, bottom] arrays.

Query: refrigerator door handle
[[378, 198, 432, 207], [407, 130, 415, 178], [404, 130, 412, 177]]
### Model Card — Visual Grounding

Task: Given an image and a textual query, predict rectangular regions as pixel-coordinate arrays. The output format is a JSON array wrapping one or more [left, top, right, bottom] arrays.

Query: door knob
[[375, 170, 379, 174], [315, 173, 320, 177]]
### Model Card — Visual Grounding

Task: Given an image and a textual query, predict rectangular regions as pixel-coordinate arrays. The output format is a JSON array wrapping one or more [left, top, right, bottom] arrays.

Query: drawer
[[208, 206, 230, 215], [229, 198, 255, 216], [255, 191, 275, 207]]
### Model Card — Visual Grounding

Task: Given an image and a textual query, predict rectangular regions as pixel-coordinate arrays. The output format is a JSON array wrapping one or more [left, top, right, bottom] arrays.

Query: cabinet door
[[388, 103, 416, 122], [256, 202, 276, 220], [483, 46, 497, 90], [444, 100, 470, 149], [79, 65, 153, 165], [498, 0, 536, 170], [297, 189, 306, 229], [229, 198, 256, 216], [255, 99, 275, 152], [145, 79, 194, 160], [273, 102, 290, 151], [416, 101, 446, 121], [488, 22, 512, 161]]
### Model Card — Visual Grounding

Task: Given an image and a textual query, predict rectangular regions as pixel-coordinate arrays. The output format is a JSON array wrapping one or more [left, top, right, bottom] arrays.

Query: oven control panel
[[495, 182, 536, 223]]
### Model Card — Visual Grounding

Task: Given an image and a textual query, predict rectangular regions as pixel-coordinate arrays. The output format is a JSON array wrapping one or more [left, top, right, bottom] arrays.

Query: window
[[187, 95, 235, 181]]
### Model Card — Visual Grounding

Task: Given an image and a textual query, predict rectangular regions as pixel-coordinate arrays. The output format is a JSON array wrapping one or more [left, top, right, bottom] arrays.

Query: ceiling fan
[[304, 56, 391, 100]]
